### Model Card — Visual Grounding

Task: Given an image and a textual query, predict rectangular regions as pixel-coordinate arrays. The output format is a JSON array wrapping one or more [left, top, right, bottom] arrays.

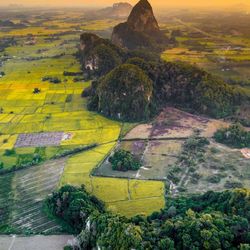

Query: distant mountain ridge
[[98, 2, 133, 18]]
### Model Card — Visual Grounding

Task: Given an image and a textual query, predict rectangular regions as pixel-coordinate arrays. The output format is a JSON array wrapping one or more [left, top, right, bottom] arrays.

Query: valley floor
[[0, 7, 249, 237]]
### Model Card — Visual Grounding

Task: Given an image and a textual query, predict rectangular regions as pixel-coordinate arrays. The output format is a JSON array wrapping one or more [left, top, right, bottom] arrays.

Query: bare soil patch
[[125, 107, 229, 140]]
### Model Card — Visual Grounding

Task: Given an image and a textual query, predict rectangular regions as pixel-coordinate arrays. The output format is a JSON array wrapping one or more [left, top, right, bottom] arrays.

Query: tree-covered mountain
[[111, 0, 170, 50], [79, 33, 125, 77], [91, 63, 153, 121], [79, 1, 245, 122], [85, 55, 243, 121]]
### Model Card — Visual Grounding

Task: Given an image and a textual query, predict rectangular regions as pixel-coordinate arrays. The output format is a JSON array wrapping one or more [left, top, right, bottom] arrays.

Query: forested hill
[[81, 45, 244, 121], [79, 0, 248, 122], [46, 186, 250, 249]]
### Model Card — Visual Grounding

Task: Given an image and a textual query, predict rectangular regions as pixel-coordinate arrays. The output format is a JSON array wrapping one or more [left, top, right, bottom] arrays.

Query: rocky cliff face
[[80, 33, 101, 71], [127, 0, 159, 33], [79, 33, 124, 76], [111, 0, 167, 50]]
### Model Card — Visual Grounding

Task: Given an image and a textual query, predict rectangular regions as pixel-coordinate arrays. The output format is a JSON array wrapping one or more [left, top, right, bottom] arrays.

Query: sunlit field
[[1, 6, 250, 234], [0, 9, 165, 228], [160, 13, 250, 88]]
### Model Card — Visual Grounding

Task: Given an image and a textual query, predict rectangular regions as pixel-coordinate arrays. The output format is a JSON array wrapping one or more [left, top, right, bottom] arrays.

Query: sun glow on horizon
[[0, 0, 249, 8]]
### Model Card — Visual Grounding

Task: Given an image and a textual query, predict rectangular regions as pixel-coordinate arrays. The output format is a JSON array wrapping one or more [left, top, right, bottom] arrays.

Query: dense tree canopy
[[93, 64, 153, 121], [45, 185, 104, 233], [80, 33, 125, 77], [109, 149, 141, 171], [127, 58, 242, 118], [90, 44, 122, 76], [46, 186, 250, 250], [85, 56, 244, 121]]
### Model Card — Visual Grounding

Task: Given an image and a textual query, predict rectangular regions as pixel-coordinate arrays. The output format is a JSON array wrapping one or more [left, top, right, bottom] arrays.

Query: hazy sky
[[0, 0, 249, 8]]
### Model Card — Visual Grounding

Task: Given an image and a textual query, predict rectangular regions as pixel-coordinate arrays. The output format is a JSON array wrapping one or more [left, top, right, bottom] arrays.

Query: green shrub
[[63, 246, 73, 250], [184, 137, 210, 151], [210, 147, 220, 154], [42, 76, 61, 84], [206, 175, 221, 184], [224, 181, 243, 189], [33, 88, 41, 94], [16, 154, 34, 166], [4, 149, 16, 156]]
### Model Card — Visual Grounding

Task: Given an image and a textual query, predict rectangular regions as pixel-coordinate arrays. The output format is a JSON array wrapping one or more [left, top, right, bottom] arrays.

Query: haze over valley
[[0, 1, 249, 249]]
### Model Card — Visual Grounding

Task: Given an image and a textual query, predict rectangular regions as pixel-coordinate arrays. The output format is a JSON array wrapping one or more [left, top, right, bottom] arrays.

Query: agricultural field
[[0, 158, 66, 234], [0, 8, 165, 229], [95, 107, 250, 197], [178, 141, 250, 195], [1, 6, 249, 233], [124, 107, 229, 139], [160, 10, 250, 89], [94, 140, 183, 180], [0, 9, 122, 171], [60, 142, 165, 217]]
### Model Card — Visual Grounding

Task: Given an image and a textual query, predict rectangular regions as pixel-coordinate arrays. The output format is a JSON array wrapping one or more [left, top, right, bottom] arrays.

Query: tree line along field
[[0, 9, 166, 227]]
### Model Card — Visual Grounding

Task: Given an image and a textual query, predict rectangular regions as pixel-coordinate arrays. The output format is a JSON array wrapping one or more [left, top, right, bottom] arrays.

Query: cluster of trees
[[46, 185, 105, 233], [63, 71, 82, 76], [0, 37, 17, 52], [214, 123, 250, 148], [33, 88, 41, 94], [167, 135, 209, 187], [46, 186, 250, 250], [109, 149, 141, 171], [42, 76, 61, 84]]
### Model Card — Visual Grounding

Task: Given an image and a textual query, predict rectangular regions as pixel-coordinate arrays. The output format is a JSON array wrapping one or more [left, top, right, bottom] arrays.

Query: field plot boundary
[[60, 140, 166, 217]]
